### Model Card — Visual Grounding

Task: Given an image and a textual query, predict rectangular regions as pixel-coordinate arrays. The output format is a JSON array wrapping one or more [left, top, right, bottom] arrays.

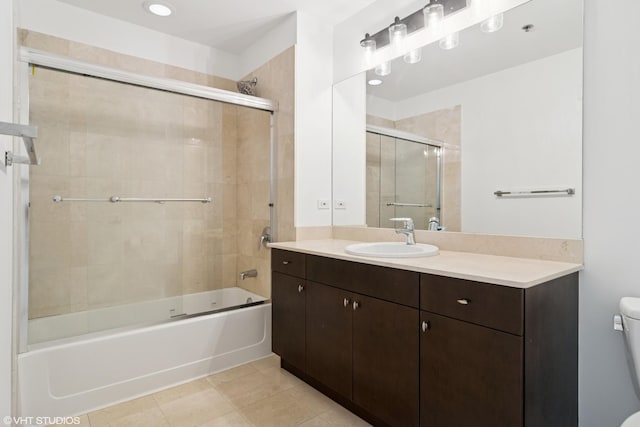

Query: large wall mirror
[[332, 0, 583, 239]]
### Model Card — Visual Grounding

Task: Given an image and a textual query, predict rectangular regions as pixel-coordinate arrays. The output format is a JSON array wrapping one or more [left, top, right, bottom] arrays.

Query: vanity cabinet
[[271, 249, 578, 427], [271, 249, 306, 372]]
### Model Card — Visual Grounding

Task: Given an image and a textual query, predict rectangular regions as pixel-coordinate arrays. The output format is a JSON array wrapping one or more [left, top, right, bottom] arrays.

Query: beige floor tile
[[238, 388, 320, 427], [249, 354, 281, 374], [215, 369, 299, 408], [88, 395, 168, 427], [154, 381, 236, 427], [198, 411, 254, 427], [207, 363, 259, 386], [317, 405, 372, 427]]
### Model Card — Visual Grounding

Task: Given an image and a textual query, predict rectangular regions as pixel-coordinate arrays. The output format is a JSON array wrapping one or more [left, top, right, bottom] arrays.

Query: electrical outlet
[[335, 200, 346, 209], [317, 200, 330, 209]]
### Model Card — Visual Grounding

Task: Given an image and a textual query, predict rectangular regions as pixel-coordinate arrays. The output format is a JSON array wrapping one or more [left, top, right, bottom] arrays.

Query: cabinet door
[[272, 272, 306, 371], [306, 281, 353, 399], [353, 295, 419, 427], [421, 312, 523, 427]]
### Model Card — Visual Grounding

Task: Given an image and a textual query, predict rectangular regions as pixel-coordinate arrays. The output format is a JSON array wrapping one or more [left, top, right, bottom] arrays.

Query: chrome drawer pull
[[353, 301, 360, 311], [282, 261, 290, 265], [457, 298, 470, 305], [298, 284, 304, 293], [343, 298, 350, 307], [422, 321, 430, 332]]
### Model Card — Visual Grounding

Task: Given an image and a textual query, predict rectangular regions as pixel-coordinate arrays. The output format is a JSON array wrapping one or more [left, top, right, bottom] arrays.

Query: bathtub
[[18, 289, 272, 418]]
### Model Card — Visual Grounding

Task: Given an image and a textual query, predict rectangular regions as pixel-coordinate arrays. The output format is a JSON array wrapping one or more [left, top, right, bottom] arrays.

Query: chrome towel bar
[[52, 195, 212, 204], [494, 188, 575, 197], [386, 202, 433, 208]]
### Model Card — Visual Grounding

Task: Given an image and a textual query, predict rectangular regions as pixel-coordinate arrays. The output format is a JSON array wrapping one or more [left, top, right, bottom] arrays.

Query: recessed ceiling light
[[144, 1, 173, 17], [368, 79, 383, 86]]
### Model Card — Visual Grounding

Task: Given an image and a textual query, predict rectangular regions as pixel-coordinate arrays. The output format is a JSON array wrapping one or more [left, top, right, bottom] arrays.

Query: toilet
[[619, 297, 640, 426]]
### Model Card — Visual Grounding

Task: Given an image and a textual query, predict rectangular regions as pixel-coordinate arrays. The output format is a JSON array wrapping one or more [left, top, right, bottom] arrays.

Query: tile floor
[[61, 355, 371, 427]]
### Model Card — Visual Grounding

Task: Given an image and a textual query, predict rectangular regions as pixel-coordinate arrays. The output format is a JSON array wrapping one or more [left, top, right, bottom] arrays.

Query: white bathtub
[[18, 296, 272, 418]]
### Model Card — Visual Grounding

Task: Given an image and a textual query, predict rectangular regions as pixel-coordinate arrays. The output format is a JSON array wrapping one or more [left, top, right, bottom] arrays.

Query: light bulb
[[404, 48, 422, 64], [439, 32, 460, 50], [481, 13, 504, 33], [375, 61, 391, 76], [360, 34, 376, 56], [389, 17, 407, 47], [368, 79, 383, 86], [424, 3, 444, 35], [144, 1, 173, 16]]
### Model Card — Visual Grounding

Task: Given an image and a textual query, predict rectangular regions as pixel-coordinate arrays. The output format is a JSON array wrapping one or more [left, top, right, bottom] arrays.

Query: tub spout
[[239, 269, 258, 280]]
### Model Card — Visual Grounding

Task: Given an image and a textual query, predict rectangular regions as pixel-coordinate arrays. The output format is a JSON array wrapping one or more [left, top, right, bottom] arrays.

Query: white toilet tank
[[621, 298, 640, 387], [621, 298, 640, 427]]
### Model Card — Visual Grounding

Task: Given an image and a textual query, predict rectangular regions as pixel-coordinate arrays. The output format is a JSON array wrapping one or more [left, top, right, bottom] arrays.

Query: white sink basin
[[345, 242, 439, 258]]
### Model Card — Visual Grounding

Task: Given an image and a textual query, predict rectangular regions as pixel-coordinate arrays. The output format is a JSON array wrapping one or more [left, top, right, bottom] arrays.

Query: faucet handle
[[389, 217, 414, 230]]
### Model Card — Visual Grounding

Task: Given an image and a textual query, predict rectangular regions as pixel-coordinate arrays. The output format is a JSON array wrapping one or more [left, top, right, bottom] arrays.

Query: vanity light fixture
[[359, 0, 468, 57], [368, 79, 383, 86], [439, 31, 459, 50], [480, 13, 504, 33], [143, 1, 174, 17], [424, 3, 444, 35], [389, 17, 408, 47]]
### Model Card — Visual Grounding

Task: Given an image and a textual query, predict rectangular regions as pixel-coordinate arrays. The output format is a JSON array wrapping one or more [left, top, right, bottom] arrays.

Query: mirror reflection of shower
[[365, 126, 442, 231]]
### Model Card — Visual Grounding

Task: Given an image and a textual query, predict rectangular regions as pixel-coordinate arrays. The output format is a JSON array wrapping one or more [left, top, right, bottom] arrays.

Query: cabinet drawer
[[307, 255, 419, 308], [272, 249, 306, 278], [421, 274, 523, 335]]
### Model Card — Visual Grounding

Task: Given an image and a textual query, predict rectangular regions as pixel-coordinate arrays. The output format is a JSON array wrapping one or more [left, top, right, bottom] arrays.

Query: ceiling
[[54, 0, 376, 53], [367, 0, 583, 102]]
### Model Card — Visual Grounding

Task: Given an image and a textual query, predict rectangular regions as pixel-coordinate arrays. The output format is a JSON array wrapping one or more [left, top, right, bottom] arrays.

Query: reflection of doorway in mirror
[[366, 106, 461, 231]]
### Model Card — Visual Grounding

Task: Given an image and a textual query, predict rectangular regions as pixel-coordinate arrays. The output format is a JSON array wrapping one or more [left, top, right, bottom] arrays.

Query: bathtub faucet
[[239, 269, 258, 280]]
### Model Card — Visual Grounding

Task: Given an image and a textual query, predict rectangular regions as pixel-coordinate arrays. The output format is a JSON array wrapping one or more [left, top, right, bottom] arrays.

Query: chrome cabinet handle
[[352, 301, 359, 311], [457, 298, 470, 305], [298, 284, 304, 293], [422, 321, 430, 332], [343, 298, 351, 307], [282, 261, 290, 265]]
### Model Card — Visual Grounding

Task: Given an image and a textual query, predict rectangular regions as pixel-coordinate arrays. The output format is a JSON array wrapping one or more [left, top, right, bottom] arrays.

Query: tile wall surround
[[21, 30, 294, 318]]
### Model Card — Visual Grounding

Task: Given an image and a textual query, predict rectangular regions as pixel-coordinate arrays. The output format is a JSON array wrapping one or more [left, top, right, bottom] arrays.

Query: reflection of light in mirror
[[375, 61, 391, 76], [404, 48, 422, 64], [368, 79, 383, 86], [481, 13, 504, 33], [423, 149, 428, 158], [424, 3, 444, 35], [439, 32, 460, 50], [389, 17, 408, 47]]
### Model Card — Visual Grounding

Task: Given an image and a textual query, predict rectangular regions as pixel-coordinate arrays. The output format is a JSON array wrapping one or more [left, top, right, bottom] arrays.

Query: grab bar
[[52, 195, 212, 204], [493, 188, 575, 197], [1, 121, 39, 166], [386, 202, 433, 208]]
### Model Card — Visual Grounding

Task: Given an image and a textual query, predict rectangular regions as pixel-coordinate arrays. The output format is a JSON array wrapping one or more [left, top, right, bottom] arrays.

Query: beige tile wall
[[237, 48, 295, 298], [22, 30, 292, 317]]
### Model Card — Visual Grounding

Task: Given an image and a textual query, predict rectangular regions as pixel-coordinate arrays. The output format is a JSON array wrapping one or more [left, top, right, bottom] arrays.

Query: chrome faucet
[[390, 217, 416, 245], [239, 269, 258, 280]]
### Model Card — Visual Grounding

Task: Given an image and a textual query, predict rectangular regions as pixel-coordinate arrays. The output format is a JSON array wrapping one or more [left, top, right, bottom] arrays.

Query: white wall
[[19, 0, 243, 80], [294, 11, 334, 227], [0, 0, 15, 419], [393, 48, 583, 239], [332, 74, 367, 225], [580, 1, 640, 425]]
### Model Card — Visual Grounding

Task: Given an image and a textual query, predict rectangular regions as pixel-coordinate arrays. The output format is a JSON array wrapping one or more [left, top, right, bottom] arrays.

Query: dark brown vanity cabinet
[[420, 273, 578, 427], [271, 250, 306, 372], [271, 249, 578, 427]]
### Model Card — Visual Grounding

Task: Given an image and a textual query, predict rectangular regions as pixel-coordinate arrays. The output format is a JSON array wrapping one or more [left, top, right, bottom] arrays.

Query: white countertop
[[269, 239, 582, 289]]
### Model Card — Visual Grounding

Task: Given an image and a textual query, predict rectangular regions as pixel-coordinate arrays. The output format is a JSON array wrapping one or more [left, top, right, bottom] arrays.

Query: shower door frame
[[365, 125, 444, 229], [15, 48, 279, 353]]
